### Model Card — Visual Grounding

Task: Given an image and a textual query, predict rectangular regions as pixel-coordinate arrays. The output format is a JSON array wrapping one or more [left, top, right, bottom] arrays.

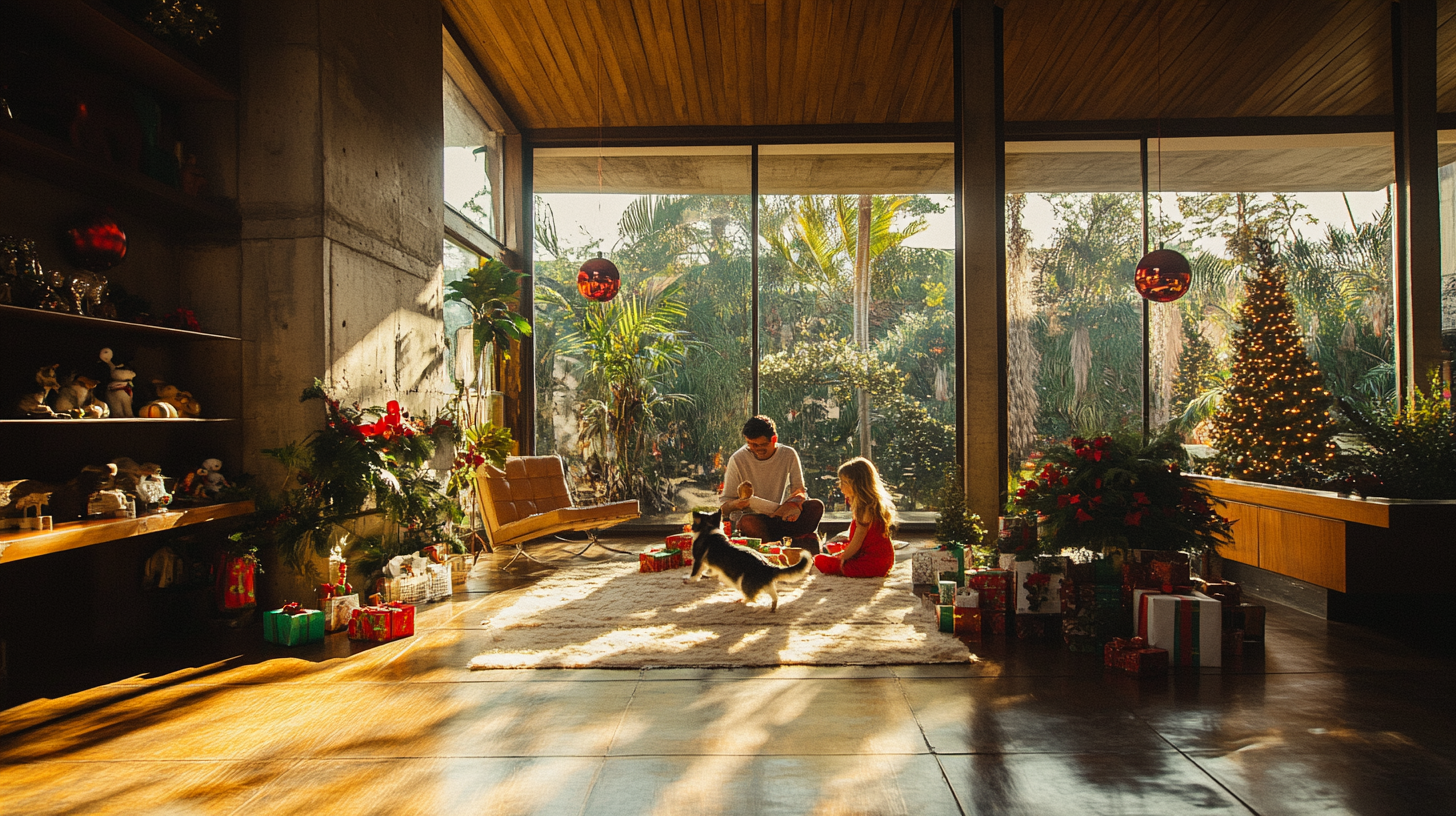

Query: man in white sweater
[[718, 415, 824, 554]]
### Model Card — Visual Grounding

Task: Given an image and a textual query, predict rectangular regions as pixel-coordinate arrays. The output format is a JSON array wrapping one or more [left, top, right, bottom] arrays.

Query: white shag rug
[[468, 553, 970, 670]]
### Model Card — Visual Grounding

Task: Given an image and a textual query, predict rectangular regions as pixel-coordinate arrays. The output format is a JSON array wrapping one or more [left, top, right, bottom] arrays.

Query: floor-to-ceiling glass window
[[532, 147, 753, 520], [1437, 132, 1456, 379], [1153, 134, 1396, 450], [1005, 141, 1146, 478], [757, 144, 957, 521]]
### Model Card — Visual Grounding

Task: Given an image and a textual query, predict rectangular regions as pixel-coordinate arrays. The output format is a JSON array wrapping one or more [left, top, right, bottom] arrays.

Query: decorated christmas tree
[[1172, 328, 1217, 416], [1210, 244, 1337, 485]]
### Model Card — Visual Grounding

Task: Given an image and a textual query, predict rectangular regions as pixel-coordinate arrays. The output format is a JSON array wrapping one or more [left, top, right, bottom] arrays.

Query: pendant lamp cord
[[1155, 0, 1164, 249]]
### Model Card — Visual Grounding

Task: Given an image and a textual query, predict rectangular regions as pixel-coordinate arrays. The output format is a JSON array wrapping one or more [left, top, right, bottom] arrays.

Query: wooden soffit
[[444, 1, 1456, 133]]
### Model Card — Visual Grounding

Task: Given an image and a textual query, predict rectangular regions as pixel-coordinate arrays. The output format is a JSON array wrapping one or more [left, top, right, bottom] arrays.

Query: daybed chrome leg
[[501, 543, 544, 570], [571, 530, 633, 556]]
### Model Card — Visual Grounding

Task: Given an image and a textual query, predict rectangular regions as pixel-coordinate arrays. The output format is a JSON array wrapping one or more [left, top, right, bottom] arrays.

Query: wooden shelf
[[0, 304, 243, 342], [0, 500, 254, 564], [0, 119, 240, 232], [0, 418, 238, 426], [10, 0, 236, 102]]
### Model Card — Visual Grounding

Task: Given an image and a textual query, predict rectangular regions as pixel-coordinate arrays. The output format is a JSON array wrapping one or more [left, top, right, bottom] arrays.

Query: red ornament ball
[[64, 213, 128, 271], [577, 257, 621, 302], [1134, 249, 1191, 302]]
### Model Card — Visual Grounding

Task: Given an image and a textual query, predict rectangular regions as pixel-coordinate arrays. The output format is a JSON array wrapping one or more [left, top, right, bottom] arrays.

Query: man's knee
[[737, 514, 768, 538], [798, 499, 825, 527]]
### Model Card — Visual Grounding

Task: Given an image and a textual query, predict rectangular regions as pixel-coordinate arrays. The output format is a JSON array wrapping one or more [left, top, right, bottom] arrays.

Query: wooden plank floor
[[1, 534, 1453, 815]]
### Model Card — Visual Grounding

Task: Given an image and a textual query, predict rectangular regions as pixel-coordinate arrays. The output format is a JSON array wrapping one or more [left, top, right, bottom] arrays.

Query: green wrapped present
[[938, 580, 957, 605], [937, 605, 956, 633], [264, 603, 325, 646]]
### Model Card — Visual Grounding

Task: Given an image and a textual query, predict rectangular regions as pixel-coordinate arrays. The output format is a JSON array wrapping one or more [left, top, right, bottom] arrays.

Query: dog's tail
[[775, 549, 815, 581]]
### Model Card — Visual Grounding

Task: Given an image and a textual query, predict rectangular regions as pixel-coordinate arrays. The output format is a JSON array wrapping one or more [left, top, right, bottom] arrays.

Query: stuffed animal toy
[[151, 377, 201, 417], [17, 365, 65, 418], [98, 348, 136, 418], [53, 372, 109, 418]]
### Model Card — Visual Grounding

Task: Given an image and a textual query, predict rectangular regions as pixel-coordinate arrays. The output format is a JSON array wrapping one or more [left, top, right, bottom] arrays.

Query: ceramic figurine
[[53, 372, 109, 418], [98, 348, 136, 418], [183, 458, 230, 498], [151, 377, 202, 417], [17, 365, 66, 418]]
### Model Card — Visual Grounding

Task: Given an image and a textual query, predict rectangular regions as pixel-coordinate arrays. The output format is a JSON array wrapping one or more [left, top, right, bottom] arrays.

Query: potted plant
[[238, 381, 461, 582], [444, 257, 532, 389], [1012, 432, 1233, 558]]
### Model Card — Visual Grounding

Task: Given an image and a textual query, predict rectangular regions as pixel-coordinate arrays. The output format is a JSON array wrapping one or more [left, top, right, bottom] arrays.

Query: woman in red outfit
[[815, 457, 897, 578]]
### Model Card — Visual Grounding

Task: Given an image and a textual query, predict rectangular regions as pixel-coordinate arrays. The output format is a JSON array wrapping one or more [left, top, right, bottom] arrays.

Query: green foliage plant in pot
[[1334, 373, 1456, 500], [1012, 432, 1233, 558], [241, 381, 462, 579], [445, 257, 532, 371]]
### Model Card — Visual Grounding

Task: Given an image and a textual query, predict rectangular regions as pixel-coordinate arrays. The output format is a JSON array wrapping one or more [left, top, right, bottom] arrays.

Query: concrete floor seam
[[1146, 715, 1264, 816]]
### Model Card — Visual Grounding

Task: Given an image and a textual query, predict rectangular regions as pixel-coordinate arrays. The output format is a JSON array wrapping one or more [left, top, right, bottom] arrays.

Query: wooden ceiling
[[445, 1, 1456, 134]]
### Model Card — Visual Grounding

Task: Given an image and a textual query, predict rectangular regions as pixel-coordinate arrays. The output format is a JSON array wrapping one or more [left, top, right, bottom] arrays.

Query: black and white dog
[[684, 510, 813, 612]]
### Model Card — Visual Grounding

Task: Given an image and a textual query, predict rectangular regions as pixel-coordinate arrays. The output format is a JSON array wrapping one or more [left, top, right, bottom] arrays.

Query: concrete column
[[1393, 0, 1446, 399], [955, 2, 1008, 533], [238, 1, 446, 602], [239, 0, 447, 478]]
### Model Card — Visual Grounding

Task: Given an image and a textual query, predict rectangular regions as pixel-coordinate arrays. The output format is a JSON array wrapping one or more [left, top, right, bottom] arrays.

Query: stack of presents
[[914, 517, 1265, 674], [264, 548, 462, 647], [639, 521, 810, 573]]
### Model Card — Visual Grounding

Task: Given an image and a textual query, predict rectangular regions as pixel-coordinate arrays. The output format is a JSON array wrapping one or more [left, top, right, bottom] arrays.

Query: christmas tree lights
[[1210, 243, 1337, 485]]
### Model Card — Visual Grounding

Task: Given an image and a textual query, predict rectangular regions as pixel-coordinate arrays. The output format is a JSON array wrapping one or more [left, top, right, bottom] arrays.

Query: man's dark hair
[[742, 415, 776, 439]]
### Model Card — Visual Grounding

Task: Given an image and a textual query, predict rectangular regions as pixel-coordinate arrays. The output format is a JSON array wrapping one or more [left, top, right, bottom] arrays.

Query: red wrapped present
[[966, 569, 1011, 613], [954, 606, 982, 640], [984, 611, 1006, 637], [1122, 561, 1158, 589], [348, 602, 415, 641], [217, 555, 257, 610], [1104, 636, 1169, 675], [723, 520, 732, 536], [1223, 629, 1245, 656], [666, 533, 693, 550], [1148, 559, 1191, 587], [639, 548, 684, 573]]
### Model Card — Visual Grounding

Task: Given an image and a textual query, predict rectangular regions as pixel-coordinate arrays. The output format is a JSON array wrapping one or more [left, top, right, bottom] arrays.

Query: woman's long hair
[[838, 457, 897, 534]]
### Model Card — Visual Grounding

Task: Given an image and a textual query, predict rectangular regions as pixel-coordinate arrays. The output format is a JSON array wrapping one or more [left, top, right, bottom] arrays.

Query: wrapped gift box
[[319, 593, 360, 633], [264, 605, 325, 646], [1149, 560, 1191, 587], [1016, 613, 1059, 641], [1136, 591, 1222, 667], [912, 550, 963, 585], [984, 611, 1006, 637], [348, 602, 415, 641], [218, 555, 257, 610], [1235, 604, 1265, 642], [425, 562, 452, 600], [937, 605, 956, 633], [824, 540, 846, 556], [997, 515, 1037, 554], [955, 606, 982, 639], [1015, 557, 1066, 615], [666, 533, 693, 550], [1063, 610, 1099, 652], [1198, 580, 1242, 607], [966, 569, 1011, 613], [1104, 636, 1169, 675], [640, 548, 683, 573], [938, 580, 957, 605], [954, 587, 980, 608], [1223, 629, 1245, 656], [378, 566, 451, 604]]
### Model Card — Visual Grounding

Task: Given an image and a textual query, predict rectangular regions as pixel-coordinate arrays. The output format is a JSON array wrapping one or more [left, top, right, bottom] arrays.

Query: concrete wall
[[238, 1, 446, 597], [239, 0, 446, 477]]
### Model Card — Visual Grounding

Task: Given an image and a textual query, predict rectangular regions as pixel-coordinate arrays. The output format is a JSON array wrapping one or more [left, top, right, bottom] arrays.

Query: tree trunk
[[855, 194, 872, 458]]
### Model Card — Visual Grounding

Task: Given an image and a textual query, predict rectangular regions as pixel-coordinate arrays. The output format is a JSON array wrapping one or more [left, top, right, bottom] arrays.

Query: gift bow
[[280, 602, 306, 616]]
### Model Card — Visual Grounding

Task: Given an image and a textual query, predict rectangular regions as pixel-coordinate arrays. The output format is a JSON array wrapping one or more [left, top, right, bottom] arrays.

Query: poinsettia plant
[[240, 380, 463, 576], [1011, 432, 1232, 557]]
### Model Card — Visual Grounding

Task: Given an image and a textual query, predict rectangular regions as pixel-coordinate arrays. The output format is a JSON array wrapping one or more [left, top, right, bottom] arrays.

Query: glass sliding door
[[757, 144, 957, 520], [532, 147, 753, 521], [1005, 141, 1146, 478]]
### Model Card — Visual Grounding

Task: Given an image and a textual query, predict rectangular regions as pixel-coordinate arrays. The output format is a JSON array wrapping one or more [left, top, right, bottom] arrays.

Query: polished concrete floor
[[1, 534, 1453, 815]]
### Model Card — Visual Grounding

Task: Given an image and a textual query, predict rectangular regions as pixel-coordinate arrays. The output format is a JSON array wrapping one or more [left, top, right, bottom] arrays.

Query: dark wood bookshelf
[[0, 119, 240, 232], [0, 304, 244, 342], [0, 418, 239, 425], [0, 500, 254, 564], [10, 0, 237, 102]]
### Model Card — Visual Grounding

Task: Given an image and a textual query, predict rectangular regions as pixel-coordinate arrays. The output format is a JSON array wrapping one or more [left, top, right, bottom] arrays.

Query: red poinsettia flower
[[1068, 494, 1081, 504], [1057, 495, 1070, 508], [1124, 510, 1143, 526], [1134, 492, 1150, 505], [357, 400, 405, 439], [1094, 478, 1102, 489], [1075, 508, 1095, 523]]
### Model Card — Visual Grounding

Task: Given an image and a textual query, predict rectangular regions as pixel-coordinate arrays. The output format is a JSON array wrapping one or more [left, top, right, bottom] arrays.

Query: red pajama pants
[[814, 552, 893, 578]]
